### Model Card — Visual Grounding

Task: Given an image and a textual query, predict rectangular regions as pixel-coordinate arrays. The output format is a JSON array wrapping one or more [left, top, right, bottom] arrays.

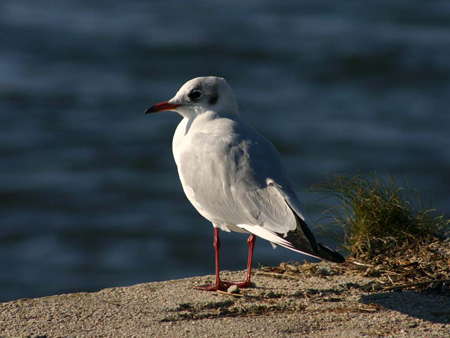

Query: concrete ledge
[[1, 263, 449, 337]]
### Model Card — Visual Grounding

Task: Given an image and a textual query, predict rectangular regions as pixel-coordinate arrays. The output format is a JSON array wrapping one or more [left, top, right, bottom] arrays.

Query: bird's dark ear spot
[[209, 94, 218, 105]]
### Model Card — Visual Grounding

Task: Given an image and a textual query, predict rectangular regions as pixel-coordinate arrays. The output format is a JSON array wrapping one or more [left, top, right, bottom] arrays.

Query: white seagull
[[144, 76, 344, 291]]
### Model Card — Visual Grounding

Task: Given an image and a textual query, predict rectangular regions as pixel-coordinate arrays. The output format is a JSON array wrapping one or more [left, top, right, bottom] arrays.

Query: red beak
[[144, 101, 181, 114]]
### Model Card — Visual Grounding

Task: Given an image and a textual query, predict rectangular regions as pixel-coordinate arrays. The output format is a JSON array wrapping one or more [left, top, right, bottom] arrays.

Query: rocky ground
[[1, 262, 449, 337]]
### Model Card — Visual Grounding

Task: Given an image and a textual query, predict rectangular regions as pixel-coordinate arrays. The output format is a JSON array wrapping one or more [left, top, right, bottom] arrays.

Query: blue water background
[[1, 0, 450, 301]]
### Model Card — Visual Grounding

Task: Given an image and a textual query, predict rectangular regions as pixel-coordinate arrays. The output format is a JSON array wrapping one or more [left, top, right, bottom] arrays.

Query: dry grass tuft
[[309, 172, 450, 292]]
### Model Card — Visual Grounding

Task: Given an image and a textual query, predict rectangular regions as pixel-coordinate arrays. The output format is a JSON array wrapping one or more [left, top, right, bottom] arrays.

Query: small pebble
[[227, 285, 240, 294], [319, 265, 332, 276]]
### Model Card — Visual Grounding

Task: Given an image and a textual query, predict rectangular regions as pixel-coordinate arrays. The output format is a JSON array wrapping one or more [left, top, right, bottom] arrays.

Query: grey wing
[[178, 121, 320, 258], [235, 132, 344, 263], [233, 141, 320, 258]]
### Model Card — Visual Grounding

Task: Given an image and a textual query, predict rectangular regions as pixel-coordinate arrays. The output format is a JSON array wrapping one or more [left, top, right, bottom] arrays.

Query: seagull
[[144, 76, 344, 291]]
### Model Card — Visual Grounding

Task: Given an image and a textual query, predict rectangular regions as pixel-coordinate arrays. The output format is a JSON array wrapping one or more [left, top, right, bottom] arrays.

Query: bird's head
[[144, 76, 238, 119]]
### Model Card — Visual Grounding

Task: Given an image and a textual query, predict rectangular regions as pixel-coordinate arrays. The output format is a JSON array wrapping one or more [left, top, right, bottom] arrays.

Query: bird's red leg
[[194, 231, 256, 291], [194, 227, 226, 291], [243, 234, 256, 286], [213, 227, 223, 288], [230, 234, 256, 288], [221, 234, 256, 289]]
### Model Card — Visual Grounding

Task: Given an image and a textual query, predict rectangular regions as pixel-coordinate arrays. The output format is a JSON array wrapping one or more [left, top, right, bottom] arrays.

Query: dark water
[[1, 0, 450, 302]]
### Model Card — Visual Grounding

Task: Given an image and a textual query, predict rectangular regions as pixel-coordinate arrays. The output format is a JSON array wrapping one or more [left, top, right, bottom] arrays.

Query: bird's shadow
[[361, 291, 450, 324]]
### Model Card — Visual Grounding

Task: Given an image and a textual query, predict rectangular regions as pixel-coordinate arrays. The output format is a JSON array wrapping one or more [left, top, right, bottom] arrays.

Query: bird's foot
[[223, 280, 253, 288], [193, 283, 227, 291], [194, 280, 254, 292]]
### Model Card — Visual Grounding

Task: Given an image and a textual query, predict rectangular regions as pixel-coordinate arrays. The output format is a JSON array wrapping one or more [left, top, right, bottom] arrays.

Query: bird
[[144, 76, 344, 291]]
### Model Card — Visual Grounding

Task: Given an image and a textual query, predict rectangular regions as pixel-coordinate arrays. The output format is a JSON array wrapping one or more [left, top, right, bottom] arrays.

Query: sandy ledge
[[1, 262, 449, 338]]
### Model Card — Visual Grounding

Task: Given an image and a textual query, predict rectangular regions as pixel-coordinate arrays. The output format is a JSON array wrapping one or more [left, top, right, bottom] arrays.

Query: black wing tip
[[317, 243, 346, 263]]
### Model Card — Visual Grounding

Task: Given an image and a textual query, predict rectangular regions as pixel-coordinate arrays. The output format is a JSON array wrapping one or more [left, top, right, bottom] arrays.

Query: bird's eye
[[188, 90, 202, 101]]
